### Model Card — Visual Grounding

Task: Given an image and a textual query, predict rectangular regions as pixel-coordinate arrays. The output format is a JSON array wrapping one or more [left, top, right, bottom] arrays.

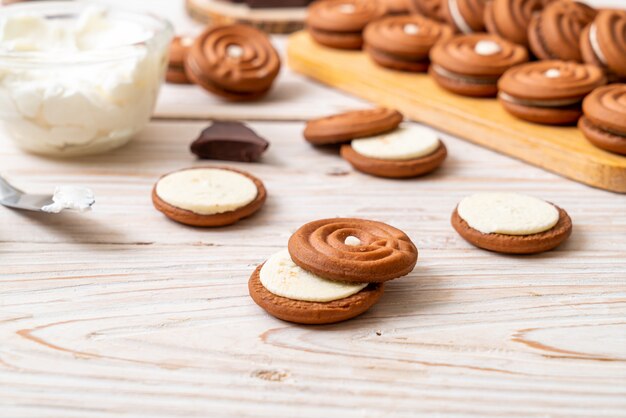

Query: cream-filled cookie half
[[351, 124, 440, 161], [260, 250, 367, 303], [155, 168, 258, 215], [457, 193, 559, 235]]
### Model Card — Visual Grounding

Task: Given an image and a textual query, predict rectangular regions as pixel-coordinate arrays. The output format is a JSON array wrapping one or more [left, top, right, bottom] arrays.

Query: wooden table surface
[[1, 1, 625, 417]]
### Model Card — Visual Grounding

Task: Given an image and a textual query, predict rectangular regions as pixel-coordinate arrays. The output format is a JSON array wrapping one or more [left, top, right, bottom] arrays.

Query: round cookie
[[249, 263, 384, 324], [580, 10, 626, 80], [451, 193, 573, 254], [364, 15, 454, 72], [406, 0, 445, 22], [340, 124, 447, 178], [185, 24, 280, 101], [441, 0, 487, 34], [288, 218, 418, 283], [498, 60, 607, 125], [306, 0, 386, 50], [429, 33, 529, 97], [167, 36, 194, 84], [579, 84, 626, 155], [152, 167, 267, 227], [484, 0, 556, 48], [304, 108, 403, 145], [528, 1, 596, 62]]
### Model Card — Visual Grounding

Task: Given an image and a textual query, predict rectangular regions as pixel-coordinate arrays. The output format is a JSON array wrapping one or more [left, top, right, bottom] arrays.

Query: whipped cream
[[0, 6, 170, 156], [42, 185, 95, 213]]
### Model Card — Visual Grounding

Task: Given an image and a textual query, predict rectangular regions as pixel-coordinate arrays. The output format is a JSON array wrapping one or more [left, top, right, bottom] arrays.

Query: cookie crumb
[[252, 369, 289, 382], [375, 330, 382, 336]]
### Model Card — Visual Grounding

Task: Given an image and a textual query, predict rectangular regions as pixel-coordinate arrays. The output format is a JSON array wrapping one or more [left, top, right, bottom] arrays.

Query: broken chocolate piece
[[190, 121, 269, 162]]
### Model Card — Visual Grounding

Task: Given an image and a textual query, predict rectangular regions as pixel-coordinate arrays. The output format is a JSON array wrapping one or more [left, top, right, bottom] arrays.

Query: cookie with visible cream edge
[[580, 10, 626, 81], [152, 167, 266, 227], [579, 84, 626, 156], [451, 193, 573, 254], [364, 15, 454, 72], [429, 33, 529, 97], [249, 218, 417, 324], [304, 107, 403, 145], [306, 0, 386, 49], [441, 0, 487, 34], [498, 60, 606, 125], [340, 124, 447, 178]]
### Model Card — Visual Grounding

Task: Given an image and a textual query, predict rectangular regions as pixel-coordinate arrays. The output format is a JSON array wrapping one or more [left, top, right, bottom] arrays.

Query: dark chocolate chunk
[[190, 121, 269, 162]]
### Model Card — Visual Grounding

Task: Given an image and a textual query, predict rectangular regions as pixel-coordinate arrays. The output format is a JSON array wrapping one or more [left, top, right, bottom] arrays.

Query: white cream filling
[[588, 23, 608, 65], [403, 23, 420, 35], [351, 124, 440, 161], [448, 0, 473, 34], [499, 92, 581, 108], [41, 186, 95, 213], [344, 235, 362, 246], [544, 68, 561, 78], [156, 168, 258, 215], [458, 193, 559, 235], [260, 250, 367, 303]]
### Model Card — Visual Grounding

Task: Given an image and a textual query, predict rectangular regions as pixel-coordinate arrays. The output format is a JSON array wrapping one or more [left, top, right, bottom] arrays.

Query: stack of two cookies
[[249, 218, 418, 324]]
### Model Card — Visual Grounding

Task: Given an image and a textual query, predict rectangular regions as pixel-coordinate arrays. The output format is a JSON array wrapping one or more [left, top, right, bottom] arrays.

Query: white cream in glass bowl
[[0, 2, 173, 157]]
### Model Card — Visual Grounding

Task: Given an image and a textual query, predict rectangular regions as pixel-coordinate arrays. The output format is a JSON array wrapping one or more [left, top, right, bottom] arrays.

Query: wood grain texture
[[1, 119, 625, 418], [286, 31, 626, 193], [186, 0, 306, 33]]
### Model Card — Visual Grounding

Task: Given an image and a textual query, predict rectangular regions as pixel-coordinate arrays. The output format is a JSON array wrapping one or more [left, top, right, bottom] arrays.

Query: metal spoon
[[0, 175, 94, 213]]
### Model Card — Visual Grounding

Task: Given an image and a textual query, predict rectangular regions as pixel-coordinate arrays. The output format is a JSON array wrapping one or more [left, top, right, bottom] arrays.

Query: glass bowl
[[0, 2, 173, 157]]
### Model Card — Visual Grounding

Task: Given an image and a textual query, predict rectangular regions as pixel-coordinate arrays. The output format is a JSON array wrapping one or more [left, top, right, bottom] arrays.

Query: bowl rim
[[0, 1, 174, 64]]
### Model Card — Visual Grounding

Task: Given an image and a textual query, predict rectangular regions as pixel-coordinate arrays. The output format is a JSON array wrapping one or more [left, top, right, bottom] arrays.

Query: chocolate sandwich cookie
[[190, 121, 269, 162], [406, 0, 444, 21], [185, 24, 280, 101], [304, 108, 403, 145], [307, 0, 386, 49], [152, 167, 266, 227], [167, 36, 194, 84], [498, 60, 606, 125], [441, 0, 486, 34], [528, 1, 596, 62], [288, 218, 418, 283], [451, 193, 573, 254], [580, 10, 626, 81], [484, 0, 555, 48], [248, 253, 384, 324], [579, 84, 626, 155], [364, 15, 454, 72], [429, 33, 529, 97], [340, 124, 447, 178]]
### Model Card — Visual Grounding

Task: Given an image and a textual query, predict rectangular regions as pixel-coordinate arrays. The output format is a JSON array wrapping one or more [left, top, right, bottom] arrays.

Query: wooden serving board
[[287, 31, 626, 194], [186, 0, 307, 33]]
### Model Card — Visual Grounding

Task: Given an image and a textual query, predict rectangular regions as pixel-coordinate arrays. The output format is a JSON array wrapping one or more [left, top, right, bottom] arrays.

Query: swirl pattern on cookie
[[288, 218, 418, 283], [187, 24, 280, 95], [430, 34, 528, 76], [307, 0, 386, 32], [485, 0, 555, 46], [406, 0, 444, 21], [583, 84, 626, 134], [364, 15, 454, 57], [498, 60, 606, 100], [528, 1, 596, 62], [584, 10, 626, 78]]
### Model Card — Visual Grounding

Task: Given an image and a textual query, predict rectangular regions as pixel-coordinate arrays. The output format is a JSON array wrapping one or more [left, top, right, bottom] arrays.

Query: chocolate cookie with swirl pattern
[[306, 0, 386, 49], [429, 33, 528, 97], [580, 10, 626, 81], [484, 0, 556, 48], [288, 218, 418, 283], [579, 84, 626, 155], [185, 24, 280, 101], [364, 15, 453, 72], [498, 60, 606, 125], [528, 1, 596, 62]]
